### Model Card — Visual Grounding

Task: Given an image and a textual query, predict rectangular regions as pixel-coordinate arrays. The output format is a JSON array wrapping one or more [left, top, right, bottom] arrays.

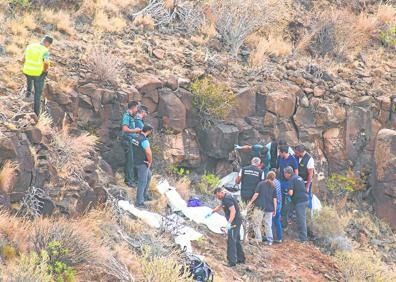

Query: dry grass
[[36, 112, 54, 136], [249, 35, 292, 67], [0, 161, 18, 193], [133, 14, 155, 30], [86, 45, 122, 85], [310, 206, 349, 239], [50, 130, 98, 180], [93, 10, 126, 33], [5, 43, 22, 56], [336, 250, 395, 282], [377, 4, 396, 25], [175, 177, 191, 200], [41, 9, 75, 35]]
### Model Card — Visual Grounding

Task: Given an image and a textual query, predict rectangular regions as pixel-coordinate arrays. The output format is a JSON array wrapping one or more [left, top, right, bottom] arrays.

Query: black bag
[[183, 254, 214, 282]]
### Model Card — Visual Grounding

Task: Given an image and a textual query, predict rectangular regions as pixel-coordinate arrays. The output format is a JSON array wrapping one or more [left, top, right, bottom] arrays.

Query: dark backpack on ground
[[183, 254, 214, 282]]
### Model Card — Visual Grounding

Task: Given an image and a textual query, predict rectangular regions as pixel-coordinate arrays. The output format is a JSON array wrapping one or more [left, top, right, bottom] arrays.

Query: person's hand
[[226, 222, 232, 230], [272, 211, 276, 217], [136, 128, 142, 133], [234, 144, 241, 150], [204, 211, 213, 219], [144, 161, 151, 168]]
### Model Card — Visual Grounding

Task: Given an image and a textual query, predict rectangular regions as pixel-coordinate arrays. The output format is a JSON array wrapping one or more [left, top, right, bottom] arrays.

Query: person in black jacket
[[294, 144, 315, 209], [235, 157, 264, 203]]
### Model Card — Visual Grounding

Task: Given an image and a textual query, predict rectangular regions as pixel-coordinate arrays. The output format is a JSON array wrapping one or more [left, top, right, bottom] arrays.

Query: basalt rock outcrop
[[39, 59, 396, 224]]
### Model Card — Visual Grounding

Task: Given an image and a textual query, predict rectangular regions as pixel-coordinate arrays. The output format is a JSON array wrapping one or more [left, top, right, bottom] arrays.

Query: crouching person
[[247, 171, 277, 245], [206, 188, 245, 267], [132, 125, 153, 208]]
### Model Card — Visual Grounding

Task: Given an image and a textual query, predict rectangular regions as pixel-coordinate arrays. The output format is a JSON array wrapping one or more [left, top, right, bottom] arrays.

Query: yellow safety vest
[[22, 43, 48, 76]]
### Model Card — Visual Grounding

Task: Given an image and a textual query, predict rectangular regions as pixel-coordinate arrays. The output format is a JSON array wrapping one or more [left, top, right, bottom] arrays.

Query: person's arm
[[273, 198, 277, 216], [306, 168, 314, 192], [237, 145, 252, 152], [228, 205, 236, 224], [43, 51, 49, 72], [292, 157, 299, 176], [144, 147, 152, 167], [247, 193, 259, 209], [122, 125, 141, 134], [235, 169, 242, 184], [212, 204, 222, 213]]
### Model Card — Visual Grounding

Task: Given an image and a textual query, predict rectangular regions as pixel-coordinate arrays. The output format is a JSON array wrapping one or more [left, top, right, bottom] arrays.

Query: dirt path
[[193, 231, 343, 281]]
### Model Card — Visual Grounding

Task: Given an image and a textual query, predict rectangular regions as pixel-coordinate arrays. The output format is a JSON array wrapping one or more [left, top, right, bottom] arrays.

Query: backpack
[[183, 254, 214, 282], [269, 142, 278, 169]]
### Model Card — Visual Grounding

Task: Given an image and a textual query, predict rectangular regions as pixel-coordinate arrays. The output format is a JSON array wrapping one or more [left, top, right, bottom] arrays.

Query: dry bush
[[0, 161, 18, 193], [336, 250, 395, 282], [311, 206, 349, 239], [310, 10, 380, 59], [41, 9, 75, 35], [377, 4, 396, 25], [140, 248, 193, 282], [121, 216, 148, 234], [0, 212, 30, 253], [212, 0, 290, 56], [175, 177, 191, 200], [249, 35, 292, 67], [5, 43, 22, 56], [133, 14, 155, 30], [93, 9, 126, 33], [36, 112, 54, 136], [50, 130, 98, 180], [2, 252, 53, 282], [86, 45, 121, 85]]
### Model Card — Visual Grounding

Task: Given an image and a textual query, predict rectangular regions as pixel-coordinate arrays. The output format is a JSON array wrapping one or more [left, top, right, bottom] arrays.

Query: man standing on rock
[[207, 188, 245, 267], [132, 124, 153, 208], [294, 144, 315, 209], [234, 143, 269, 174], [284, 166, 309, 243], [277, 145, 298, 229], [22, 35, 53, 116], [121, 101, 141, 187]]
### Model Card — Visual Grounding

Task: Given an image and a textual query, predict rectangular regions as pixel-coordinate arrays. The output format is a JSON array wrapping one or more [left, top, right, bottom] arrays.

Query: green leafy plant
[[170, 165, 190, 178], [9, 0, 30, 8], [46, 241, 75, 282], [191, 77, 235, 126], [379, 26, 396, 48], [196, 172, 220, 195]]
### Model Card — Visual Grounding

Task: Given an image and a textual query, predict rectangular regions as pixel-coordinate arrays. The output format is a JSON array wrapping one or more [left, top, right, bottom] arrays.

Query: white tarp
[[218, 172, 239, 188], [118, 200, 203, 252]]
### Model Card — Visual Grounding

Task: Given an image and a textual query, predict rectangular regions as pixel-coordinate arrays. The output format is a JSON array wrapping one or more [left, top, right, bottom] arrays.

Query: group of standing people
[[209, 140, 315, 267], [121, 101, 153, 208]]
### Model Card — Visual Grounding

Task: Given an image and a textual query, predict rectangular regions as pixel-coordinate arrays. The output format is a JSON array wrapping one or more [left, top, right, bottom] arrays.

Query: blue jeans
[[294, 201, 308, 241], [273, 204, 282, 240], [26, 73, 46, 116], [136, 164, 152, 205]]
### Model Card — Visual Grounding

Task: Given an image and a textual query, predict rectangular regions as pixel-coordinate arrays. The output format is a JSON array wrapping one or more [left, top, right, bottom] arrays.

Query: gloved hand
[[226, 222, 232, 230], [204, 211, 213, 219], [234, 144, 241, 150]]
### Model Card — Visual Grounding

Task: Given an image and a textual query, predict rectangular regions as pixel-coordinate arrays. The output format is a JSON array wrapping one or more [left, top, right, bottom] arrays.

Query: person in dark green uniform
[[121, 101, 141, 187]]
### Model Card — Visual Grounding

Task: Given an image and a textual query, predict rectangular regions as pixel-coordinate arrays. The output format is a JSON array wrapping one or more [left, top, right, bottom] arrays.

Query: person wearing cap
[[206, 188, 245, 267], [294, 144, 315, 209], [132, 124, 153, 208], [22, 35, 53, 116], [135, 105, 148, 129]]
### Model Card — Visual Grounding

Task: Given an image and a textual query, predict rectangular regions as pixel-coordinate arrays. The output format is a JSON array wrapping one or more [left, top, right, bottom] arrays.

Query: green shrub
[[196, 172, 220, 195], [191, 77, 235, 126], [47, 241, 75, 282], [1, 244, 17, 260], [9, 0, 30, 8], [379, 26, 396, 48], [326, 170, 364, 208], [169, 165, 190, 179]]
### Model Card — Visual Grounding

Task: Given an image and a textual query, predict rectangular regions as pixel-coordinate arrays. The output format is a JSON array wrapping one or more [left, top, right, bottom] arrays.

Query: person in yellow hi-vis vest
[[22, 35, 53, 116]]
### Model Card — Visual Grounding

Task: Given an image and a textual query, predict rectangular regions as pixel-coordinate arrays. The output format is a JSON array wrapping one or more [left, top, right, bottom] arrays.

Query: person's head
[[278, 139, 287, 146], [251, 157, 261, 168], [283, 166, 294, 180], [127, 101, 139, 115], [41, 35, 53, 48], [294, 144, 306, 158], [214, 187, 226, 200], [279, 145, 289, 158], [142, 124, 153, 137], [266, 171, 276, 181], [137, 105, 149, 119]]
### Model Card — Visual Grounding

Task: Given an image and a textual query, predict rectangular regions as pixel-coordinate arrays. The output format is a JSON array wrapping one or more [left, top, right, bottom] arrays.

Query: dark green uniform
[[121, 111, 137, 185]]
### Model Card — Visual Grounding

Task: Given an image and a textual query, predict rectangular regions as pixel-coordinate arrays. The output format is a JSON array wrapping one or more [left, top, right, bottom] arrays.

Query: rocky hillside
[[0, 0, 395, 281]]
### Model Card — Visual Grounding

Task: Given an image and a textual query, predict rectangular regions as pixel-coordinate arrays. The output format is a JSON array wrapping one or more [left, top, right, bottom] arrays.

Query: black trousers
[[227, 223, 245, 265]]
